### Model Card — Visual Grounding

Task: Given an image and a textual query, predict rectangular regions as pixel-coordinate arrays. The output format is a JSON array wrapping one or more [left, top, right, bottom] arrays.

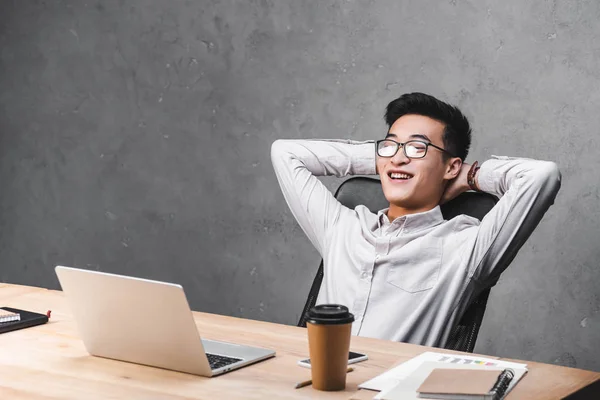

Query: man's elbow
[[542, 161, 561, 187], [536, 161, 562, 199], [271, 139, 282, 154], [270, 139, 286, 164]]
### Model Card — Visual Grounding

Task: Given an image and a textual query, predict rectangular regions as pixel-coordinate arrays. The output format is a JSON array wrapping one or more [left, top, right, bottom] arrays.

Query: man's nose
[[391, 147, 410, 165]]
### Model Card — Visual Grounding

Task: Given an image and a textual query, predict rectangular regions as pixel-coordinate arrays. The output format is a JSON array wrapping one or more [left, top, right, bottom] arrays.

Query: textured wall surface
[[1, 0, 599, 371]]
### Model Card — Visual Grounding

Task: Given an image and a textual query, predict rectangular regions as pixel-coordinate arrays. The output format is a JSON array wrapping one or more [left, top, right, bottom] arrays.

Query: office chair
[[297, 176, 499, 353]]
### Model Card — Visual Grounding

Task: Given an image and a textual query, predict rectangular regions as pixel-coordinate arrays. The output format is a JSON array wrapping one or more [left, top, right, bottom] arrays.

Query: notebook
[[0, 307, 49, 334], [374, 361, 528, 400], [416, 368, 515, 400], [0, 308, 21, 323]]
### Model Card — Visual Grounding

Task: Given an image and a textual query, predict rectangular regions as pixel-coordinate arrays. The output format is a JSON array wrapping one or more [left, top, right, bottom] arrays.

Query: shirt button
[[361, 272, 368, 279]]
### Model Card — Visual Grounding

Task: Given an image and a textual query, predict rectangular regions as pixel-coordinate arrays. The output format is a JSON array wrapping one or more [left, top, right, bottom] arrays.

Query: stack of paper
[[358, 351, 528, 400]]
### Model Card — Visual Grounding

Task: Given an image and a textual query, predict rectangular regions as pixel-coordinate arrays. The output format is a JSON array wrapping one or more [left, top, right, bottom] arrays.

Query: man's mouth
[[388, 172, 414, 181]]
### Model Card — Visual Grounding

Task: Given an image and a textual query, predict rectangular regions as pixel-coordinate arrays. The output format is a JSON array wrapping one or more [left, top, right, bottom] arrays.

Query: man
[[271, 92, 561, 348]]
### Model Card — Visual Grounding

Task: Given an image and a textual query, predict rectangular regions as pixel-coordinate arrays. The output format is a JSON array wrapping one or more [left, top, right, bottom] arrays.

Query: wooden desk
[[0, 283, 598, 399]]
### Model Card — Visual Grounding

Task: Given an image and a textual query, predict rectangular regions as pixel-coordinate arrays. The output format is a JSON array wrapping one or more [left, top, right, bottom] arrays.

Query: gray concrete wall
[[1, 0, 599, 371]]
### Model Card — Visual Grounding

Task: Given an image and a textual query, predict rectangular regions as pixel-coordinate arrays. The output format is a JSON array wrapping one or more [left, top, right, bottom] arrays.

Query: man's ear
[[444, 157, 462, 180]]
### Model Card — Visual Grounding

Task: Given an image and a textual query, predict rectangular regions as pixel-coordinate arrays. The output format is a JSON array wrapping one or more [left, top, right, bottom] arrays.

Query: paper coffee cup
[[305, 304, 355, 391]]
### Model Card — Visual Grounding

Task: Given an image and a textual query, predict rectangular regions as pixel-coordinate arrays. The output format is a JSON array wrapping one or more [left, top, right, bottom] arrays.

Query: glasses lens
[[405, 141, 428, 158], [378, 140, 398, 157]]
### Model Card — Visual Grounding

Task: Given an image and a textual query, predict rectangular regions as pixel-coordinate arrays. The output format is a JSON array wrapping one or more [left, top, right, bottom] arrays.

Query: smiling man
[[271, 92, 561, 347]]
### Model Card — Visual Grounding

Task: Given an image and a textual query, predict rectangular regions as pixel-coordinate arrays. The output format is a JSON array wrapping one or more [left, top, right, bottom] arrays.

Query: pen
[[294, 367, 355, 389]]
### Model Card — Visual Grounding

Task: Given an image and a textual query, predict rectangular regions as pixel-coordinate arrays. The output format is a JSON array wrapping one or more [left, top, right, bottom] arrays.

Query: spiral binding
[[490, 368, 515, 400]]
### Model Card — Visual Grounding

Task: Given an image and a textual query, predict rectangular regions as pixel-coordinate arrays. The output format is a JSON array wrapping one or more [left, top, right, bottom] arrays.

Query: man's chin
[[383, 188, 412, 204], [385, 196, 416, 208], [384, 191, 425, 209]]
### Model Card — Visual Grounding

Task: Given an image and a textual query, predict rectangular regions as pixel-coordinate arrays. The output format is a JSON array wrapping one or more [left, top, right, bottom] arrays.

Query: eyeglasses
[[376, 139, 453, 159]]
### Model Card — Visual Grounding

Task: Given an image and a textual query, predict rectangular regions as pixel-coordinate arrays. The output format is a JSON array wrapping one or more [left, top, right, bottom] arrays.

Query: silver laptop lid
[[55, 265, 213, 376]]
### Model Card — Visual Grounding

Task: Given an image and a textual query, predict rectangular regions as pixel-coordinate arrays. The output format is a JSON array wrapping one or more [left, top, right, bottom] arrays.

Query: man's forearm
[[466, 155, 561, 282], [271, 139, 376, 178], [477, 156, 561, 199], [270, 139, 376, 255], [447, 157, 557, 199]]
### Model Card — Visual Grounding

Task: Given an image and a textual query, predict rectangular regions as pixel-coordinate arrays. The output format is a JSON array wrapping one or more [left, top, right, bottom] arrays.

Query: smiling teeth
[[391, 173, 411, 179]]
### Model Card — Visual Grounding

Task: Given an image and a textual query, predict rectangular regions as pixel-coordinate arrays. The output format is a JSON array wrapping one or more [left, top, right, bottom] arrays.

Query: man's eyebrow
[[385, 132, 397, 138], [409, 133, 431, 142]]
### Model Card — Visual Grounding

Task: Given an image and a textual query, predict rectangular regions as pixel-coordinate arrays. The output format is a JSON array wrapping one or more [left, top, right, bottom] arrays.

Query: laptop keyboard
[[206, 353, 242, 370]]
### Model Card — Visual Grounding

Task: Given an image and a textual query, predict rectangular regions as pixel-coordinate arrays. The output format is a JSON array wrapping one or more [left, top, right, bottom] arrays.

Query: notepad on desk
[[416, 368, 516, 400], [374, 361, 527, 400], [0, 308, 20, 323], [0, 307, 49, 335]]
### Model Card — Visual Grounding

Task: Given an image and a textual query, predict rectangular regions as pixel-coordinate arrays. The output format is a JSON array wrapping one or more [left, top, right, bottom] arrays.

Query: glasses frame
[[376, 138, 454, 159]]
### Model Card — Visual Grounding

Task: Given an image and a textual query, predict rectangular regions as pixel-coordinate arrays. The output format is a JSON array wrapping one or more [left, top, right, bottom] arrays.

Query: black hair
[[384, 92, 472, 160]]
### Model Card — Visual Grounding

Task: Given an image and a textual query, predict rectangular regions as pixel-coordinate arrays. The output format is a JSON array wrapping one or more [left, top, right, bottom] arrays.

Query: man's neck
[[386, 203, 438, 222]]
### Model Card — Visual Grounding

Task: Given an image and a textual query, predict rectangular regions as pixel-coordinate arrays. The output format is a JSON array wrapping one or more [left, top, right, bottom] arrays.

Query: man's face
[[376, 114, 457, 213]]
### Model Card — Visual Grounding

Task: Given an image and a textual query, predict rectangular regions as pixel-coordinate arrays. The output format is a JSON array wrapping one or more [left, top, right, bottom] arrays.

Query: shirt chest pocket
[[385, 237, 442, 293]]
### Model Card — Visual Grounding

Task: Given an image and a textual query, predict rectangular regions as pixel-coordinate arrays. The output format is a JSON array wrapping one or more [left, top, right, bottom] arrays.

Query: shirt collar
[[377, 206, 444, 234]]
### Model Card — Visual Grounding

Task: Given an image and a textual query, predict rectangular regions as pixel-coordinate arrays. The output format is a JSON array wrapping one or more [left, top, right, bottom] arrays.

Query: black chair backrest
[[297, 176, 498, 353]]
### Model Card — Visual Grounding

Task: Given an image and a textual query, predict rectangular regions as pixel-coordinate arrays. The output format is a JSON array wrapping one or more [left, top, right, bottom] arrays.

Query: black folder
[[0, 307, 49, 334]]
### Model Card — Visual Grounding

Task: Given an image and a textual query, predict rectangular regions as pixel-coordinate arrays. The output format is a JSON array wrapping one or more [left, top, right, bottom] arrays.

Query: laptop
[[55, 265, 275, 376]]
